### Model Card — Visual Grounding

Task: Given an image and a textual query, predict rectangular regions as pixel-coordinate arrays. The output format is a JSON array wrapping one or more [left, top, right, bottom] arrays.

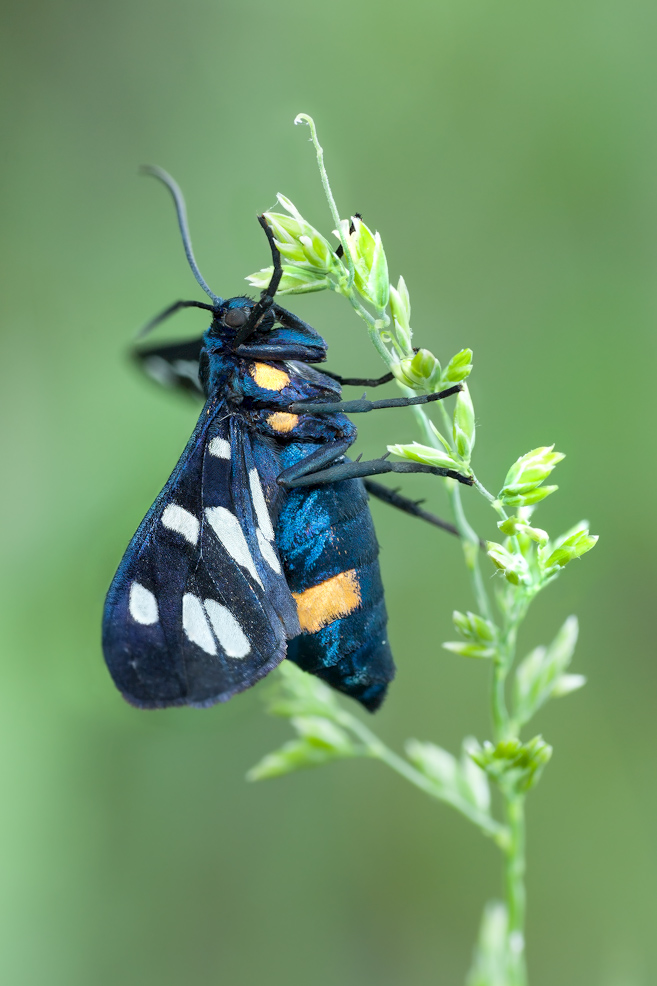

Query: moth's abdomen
[[276, 444, 394, 711]]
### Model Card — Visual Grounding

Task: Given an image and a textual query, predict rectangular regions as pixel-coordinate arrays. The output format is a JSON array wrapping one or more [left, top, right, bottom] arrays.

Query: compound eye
[[224, 308, 249, 328]]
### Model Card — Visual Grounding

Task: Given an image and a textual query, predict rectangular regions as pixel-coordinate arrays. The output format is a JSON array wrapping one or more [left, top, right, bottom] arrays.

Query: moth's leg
[[271, 305, 319, 333], [234, 217, 283, 345], [275, 438, 357, 485], [316, 369, 395, 388], [284, 383, 462, 415], [315, 346, 420, 388], [363, 480, 460, 539], [278, 455, 473, 488]]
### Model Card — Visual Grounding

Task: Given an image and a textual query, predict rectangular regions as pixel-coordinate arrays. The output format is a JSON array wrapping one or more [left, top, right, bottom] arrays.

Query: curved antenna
[[136, 299, 217, 340], [141, 165, 223, 306]]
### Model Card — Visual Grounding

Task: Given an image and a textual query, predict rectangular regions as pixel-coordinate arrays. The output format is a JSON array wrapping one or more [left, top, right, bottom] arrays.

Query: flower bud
[[500, 446, 565, 499], [453, 384, 475, 463], [391, 348, 442, 392], [486, 541, 530, 586], [348, 217, 390, 311], [497, 517, 549, 545], [389, 276, 411, 330], [245, 265, 331, 295], [543, 529, 598, 570], [499, 485, 558, 508], [263, 195, 341, 274], [387, 441, 460, 471], [442, 348, 473, 386], [453, 609, 497, 644], [551, 673, 587, 697], [389, 276, 412, 351]]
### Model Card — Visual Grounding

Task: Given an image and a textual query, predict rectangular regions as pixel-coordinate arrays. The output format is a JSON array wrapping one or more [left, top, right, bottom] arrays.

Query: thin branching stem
[[338, 711, 510, 847], [295, 114, 355, 289]]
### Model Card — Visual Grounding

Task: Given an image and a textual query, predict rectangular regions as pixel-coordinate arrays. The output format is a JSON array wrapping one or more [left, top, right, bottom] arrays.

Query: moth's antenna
[[136, 299, 217, 340], [141, 165, 223, 307]]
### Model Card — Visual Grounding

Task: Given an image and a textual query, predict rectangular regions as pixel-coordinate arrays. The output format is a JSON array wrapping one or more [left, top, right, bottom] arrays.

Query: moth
[[103, 168, 471, 712]]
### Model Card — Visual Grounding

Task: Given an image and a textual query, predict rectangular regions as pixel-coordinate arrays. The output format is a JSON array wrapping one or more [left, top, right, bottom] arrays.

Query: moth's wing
[[103, 404, 299, 708], [197, 414, 301, 688], [132, 336, 205, 396]]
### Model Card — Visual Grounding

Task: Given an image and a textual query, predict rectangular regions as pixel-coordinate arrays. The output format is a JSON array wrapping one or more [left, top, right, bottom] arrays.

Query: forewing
[[103, 403, 299, 708]]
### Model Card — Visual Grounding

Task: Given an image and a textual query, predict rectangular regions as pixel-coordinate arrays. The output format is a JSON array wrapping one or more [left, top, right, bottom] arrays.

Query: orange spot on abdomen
[[250, 362, 290, 391], [267, 412, 299, 434], [292, 569, 362, 633]]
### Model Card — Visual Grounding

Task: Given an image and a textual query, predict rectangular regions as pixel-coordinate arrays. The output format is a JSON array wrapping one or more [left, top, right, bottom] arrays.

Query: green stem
[[295, 113, 355, 289], [340, 712, 509, 847], [492, 660, 510, 741], [505, 793, 527, 986], [450, 482, 494, 626], [412, 401, 494, 624], [492, 598, 529, 983]]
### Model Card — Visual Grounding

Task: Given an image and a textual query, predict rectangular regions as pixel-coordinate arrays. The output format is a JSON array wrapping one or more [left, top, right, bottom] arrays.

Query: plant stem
[[492, 599, 529, 983], [435, 393, 529, 980], [450, 481, 494, 625], [505, 793, 527, 986], [492, 660, 511, 741], [295, 113, 355, 289], [430, 403, 494, 624], [340, 712, 510, 847]]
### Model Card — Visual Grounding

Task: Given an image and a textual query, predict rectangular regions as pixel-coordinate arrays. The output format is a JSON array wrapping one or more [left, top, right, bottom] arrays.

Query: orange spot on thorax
[[250, 362, 290, 391], [267, 412, 299, 434]]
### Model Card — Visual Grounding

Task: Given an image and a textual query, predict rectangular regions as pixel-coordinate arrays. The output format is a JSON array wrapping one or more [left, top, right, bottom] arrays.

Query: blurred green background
[[0, 0, 655, 983]]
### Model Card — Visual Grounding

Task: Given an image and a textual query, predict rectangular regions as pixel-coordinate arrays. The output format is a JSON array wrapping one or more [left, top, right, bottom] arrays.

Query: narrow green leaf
[[461, 738, 491, 812], [406, 739, 459, 790], [443, 641, 497, 659], [466, 901, 510, 986], [514, 616, 580, 724]]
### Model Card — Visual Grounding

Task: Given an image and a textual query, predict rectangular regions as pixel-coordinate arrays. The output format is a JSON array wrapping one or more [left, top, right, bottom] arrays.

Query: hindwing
[[134, 336, 204, 396], [102, 401, 299, 708]]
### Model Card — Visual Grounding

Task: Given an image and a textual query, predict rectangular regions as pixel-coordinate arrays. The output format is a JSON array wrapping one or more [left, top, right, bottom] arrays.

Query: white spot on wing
[[182, 594, 217, 654], [143, 356, 175, 387], [204, 507, 263, 588], [208, 437, 231, 459], [129, 582, 159, 625], [204, 599, 251, 658], [257, 529, 281, 574], [249, 468, 275, 541], [172, 359, 202, 390], [161, 503, 200, 545]]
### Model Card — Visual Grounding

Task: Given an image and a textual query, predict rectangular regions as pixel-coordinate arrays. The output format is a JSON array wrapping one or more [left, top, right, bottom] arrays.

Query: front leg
[[278, 454, 473, 488], [317, 368, 395, 388], [275, 438, 356, 484], [363, 480, 460, 538], [284, 383, 462, 416]]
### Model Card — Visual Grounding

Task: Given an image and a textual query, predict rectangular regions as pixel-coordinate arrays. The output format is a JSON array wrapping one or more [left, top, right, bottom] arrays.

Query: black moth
[[102, 168, 471, 712]]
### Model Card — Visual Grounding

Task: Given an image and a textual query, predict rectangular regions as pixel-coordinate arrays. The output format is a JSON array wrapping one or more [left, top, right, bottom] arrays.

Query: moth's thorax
[[200, 348, 234, 398], [201, 345, 355, 445]]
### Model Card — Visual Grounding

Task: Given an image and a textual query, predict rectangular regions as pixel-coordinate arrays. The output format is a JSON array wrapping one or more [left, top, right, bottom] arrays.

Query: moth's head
[[206, 296, 276, 343]]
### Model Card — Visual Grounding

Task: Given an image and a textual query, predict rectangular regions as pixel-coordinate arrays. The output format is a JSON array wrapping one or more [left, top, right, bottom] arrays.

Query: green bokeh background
[[1, 0, 654, 983]]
